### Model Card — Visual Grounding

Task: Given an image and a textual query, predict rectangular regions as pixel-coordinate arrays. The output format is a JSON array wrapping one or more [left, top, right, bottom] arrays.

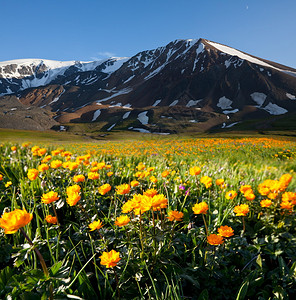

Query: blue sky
[[1, 0, 296, 68]]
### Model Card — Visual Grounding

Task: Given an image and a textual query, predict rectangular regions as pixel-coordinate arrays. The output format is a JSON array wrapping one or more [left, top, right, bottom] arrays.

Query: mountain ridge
[[1, 38, 296, 133]]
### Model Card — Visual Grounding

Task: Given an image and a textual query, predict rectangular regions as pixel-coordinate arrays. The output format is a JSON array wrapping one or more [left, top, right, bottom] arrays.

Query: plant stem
[[202, 214, 209, 236]]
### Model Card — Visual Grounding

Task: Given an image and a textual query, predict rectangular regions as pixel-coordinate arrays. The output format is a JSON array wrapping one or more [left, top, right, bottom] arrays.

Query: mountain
[[1, 38, 296, 133]]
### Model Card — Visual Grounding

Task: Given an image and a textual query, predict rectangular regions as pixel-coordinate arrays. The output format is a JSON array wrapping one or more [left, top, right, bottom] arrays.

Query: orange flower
[[192, 202, 208, 214], [38, 164, 49, 172], [131, 180, 140, 187], [216, 179, 224, 186], [161, 170, 170, 178], [234, 204, 249, 216], [189, 166, 201, 176], [100, 250, 121, 268], [143, 188, 158, 198], [73, 174, 85, 183], [89, 220, 103, 231], [45, 215, 57, 224], [167, 210, 184, 221], [149, 176, 158, 183], [280, 201, 293, 210], [115, 215, 131, 226], [0, 209, 33, 234], [225, 190, 238, 200], [240, 185, 252, 194], [50, 160, 62, 169], [66, 185, 81, 194], [11, 146, 17, 152], [27, 168, 39, 181], [243, 189, 255, 201], [282, 192, 296, 204], [66, 192, 81, 206], [41, 191, 60, 204], [0, 174, 3, 181], [207, 234, 224, 245], [37, 148, 47, 156], [217, 225, 234, 237], [200, 176, 212, 188], [107, 172, 113, 177], [260, 199, 272, 208], [98, 183, 111, 195], [88, 172, 99, 180], [42, 155, 52, 163], [116, 184, 131, 195]]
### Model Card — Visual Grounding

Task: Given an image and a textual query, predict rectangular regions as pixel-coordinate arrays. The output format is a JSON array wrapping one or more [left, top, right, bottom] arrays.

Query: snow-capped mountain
[[1, 38, 296, 133]]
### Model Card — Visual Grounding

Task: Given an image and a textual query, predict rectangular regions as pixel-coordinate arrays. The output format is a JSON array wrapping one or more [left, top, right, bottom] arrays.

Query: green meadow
[[1, 130, 296, 299]]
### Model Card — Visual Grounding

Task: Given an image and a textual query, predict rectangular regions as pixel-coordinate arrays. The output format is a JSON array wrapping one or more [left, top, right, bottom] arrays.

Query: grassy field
[[1, 129, 296, 299]]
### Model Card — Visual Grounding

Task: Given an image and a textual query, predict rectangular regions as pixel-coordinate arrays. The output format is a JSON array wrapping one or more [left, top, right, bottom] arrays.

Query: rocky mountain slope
[[1, 38, 296, 133]]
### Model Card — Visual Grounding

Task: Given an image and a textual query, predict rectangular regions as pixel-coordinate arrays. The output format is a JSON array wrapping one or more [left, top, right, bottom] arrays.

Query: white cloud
[[91, 51, 115, 60]]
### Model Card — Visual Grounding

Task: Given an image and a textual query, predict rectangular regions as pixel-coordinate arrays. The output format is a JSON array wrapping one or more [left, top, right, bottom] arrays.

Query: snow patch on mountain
[[96, 88, 133, 103], [122, 111, 131, 119], [152, 99, 161, 106], [186, 99, 202, 107], [49, 88, 65, 105], [217, 96, 233, 110], [223, 109, 239, 114], [263, 103, 287, 115], [286, 93, 296, 100], [169, 100, 179, 107], [250, 92, 267, 107], [137, 111, 149, 125], [92, 109, 101, 121]]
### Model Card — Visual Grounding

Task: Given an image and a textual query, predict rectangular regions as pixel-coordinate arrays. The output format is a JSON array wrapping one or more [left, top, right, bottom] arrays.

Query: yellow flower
[[0, 209, 33, 234], [50, 160, 63, 169], [100, 250, 121, 268], [200, 176, 212, 188], [0, 174, 3, 181], [149, 176, 158, 183], [45, 215, 57, 224], [192, 202, 208, 214], [88, 172, 99, 180], [42, 155, 52, 163], [27, 169, 39, 181], [217, 225, 234, 237], [189, 166, 201, 176], [161, 170, 170, 178], [89, 220, 103, 231], [11, 146, 17, 152], [38, 164, 49, 172], [216, 179, 224, 186], [98, 183, 111, 195], [66, 192, 81, 206], [73, 174, 85, 183], [167, 210, 184, 221], [116, 184, 131, 195], [225, 190, 238, 200], [107, 172, 113, 177], [143, 188, 158, 198], [240, 185, 252, 194], [66, 185, 81, 194], [234, 204, 249, 216], [243, 189, 255, 201], [131, 180, 140, 187], [37, 148, 47, 156], [114, 215, 131, 226], [207, 234, 224, 245], [5, 181, 12, 188], [41, 191, 60, 204], [260, 199, 272, 208]]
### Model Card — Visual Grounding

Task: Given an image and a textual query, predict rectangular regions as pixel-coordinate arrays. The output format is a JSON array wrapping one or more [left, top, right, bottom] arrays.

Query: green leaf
[[198, 289, 209, 300], [256, 254, 262, 268], [236, 280, 249, 300]]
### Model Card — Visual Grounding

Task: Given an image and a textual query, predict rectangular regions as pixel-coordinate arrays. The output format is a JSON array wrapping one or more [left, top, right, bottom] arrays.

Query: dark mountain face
[[1, 38, 296, 133]]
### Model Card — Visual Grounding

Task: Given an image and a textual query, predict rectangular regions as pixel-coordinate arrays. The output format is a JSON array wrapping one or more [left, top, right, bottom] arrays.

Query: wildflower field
[[1, 136, 296, 299]]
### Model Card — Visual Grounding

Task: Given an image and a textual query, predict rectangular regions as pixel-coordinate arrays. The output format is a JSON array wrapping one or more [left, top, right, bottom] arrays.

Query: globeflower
[[260, 199, 272, 208], [88, 172, 100, 180], [89, 220, 103, 231], [189, 166, 201, 176], [66, 185, 81, 194], [45, 215, 57, 224], [216, 179, 224, 186], [217, 225, 234, 237], [0, 209, 33, 234], [98, 183, 111, 195], [27, 169, 39, 181], [116, 184, 131, 195], [234, 204, 249, 216], [66, 192, 81, 206], [192, 202, 208, 214], [41, 191, 60, 204], [73, 174, 85, 183], [38, 164, 49, 172], [11, 146, 17, 152], [167, 210, 184, 221], [50, 160, 63, 169], [200, 176, 212, 188], [114, 215, 131, 227], [225, 190, 238, 200], [207, 234, 224, 245], [131, 180, 140, 187], [161, 170, 170, 178], [100, 250, 121, 268]]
